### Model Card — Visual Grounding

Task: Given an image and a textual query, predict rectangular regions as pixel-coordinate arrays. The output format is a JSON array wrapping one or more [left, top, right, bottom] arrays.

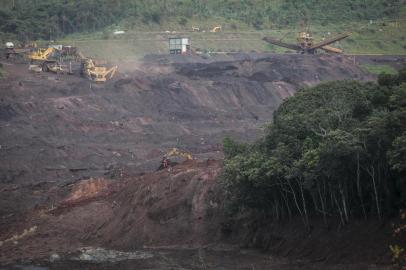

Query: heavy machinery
[[27, 47, 59, 72], [4, 42, 34, 59], [263, 31, 350, 54], [210, 26, 222, 33], [28, 47, 56, 62], [80, 57, 117, 83], [165, 148, 194, 160], [159, 148, 194, 170], [5, 42, 16, 59]]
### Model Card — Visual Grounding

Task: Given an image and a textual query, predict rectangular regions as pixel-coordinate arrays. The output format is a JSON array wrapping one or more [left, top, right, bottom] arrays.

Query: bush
[[178, 17, 188, 26]]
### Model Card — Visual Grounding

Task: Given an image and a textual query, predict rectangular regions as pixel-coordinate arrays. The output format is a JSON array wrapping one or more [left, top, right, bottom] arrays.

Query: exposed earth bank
[[0, 160, 393, 269], [0, 53, 399, 269]]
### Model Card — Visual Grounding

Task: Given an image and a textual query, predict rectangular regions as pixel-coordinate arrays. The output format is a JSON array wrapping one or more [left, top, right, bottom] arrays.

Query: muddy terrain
[[0, 53, 371, 184], [1, 53, 397, 269], [0, 53, 372, 217], [0, 160, 393, 269]]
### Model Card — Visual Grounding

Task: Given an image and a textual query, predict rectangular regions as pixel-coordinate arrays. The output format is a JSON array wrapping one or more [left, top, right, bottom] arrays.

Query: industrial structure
[[263, 31, 350, 54], [4, 42, 118, 82], [169, 37, 191, 54]]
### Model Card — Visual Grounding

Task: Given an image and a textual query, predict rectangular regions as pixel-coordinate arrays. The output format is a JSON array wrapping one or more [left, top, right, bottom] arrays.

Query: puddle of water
[[3, 248, 393, 270], [0, 266, 48, 270], [71, 247, 154, 263]]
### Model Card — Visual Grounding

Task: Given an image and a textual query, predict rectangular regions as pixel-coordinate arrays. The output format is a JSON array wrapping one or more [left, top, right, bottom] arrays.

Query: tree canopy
[[223, 70, 406, 226], [0, 0, 403, 41]]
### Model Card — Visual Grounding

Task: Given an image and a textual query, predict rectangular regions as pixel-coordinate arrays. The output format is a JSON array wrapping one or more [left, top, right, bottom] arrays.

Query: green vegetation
[[0, 63, 4, 79], [361, 64, 398, 75], [0, 0, 405, 57], [223, 69, 406, 227], [0, 0, 403, 39]]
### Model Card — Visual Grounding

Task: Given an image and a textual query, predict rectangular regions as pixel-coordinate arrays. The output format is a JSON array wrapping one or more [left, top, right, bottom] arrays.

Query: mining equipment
[[159, 148, 194, 170], [210, 26, 222, 33], [27, 47, 60, 72], [79, 55, 117, 83], [263, 31, 350, 54], [28, 47, 57, 62], [4, 42, 34, 60]]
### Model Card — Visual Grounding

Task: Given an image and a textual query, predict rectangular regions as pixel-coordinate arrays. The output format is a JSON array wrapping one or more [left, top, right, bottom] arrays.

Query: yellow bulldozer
[[76, 52, 117, 82], [81, 58, 117, 83]]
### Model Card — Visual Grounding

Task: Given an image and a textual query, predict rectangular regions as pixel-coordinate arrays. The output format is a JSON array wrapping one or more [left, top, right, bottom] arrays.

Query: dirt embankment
[[0, 160, 394, 268], [0, 160, 224, 264]]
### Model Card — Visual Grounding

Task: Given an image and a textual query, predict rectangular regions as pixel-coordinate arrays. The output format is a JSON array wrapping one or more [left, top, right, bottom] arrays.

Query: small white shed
[[169, 37, 190, 54]]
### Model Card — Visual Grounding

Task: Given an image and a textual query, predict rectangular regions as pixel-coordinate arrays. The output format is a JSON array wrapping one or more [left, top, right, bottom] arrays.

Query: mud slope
[[0, 54, 370, 186], [0, 160, 224, 264], [0, 53, 372, 227], [0, 160, 392, 269]]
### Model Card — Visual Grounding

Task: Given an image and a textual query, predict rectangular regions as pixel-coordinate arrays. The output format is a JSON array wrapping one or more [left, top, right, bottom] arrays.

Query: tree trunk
[[367, 165, 381, 220]]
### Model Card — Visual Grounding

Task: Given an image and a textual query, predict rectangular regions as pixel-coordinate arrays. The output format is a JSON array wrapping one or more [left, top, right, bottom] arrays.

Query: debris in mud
[[49, 254, 61, 263], [71, 247, 153, 263], [0, 226, 37, 247]]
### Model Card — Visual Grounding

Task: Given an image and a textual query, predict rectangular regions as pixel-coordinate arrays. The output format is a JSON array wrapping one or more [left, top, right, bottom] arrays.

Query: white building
[[169, 37, 190, 54]]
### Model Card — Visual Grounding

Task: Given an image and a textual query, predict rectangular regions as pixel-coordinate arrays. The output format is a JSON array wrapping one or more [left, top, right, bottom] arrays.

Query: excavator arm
[[320, 45, 343, 54], [309, 33, 350, 51], [105, 66, 118, 80], [165, 148, 193, 160], [262, 37, 302, 51], [28, 47, 56, 61]]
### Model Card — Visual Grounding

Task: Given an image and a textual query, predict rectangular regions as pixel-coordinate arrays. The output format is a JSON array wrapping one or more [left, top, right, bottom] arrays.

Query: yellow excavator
[[27, 47, 60, 72], [27, 46, 78, 74], [28, 47, 56, 62], [159, 148, 194, 170], [165, 148, 194, 160]]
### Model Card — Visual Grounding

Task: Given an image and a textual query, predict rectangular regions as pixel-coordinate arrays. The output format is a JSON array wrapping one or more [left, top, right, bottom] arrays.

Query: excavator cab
[[298, 32, 314, 49]]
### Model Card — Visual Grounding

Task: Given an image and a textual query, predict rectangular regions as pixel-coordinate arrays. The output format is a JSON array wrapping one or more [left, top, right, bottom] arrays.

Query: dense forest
[[0, 0, 403, 41], [223, 70, 406, 227]]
